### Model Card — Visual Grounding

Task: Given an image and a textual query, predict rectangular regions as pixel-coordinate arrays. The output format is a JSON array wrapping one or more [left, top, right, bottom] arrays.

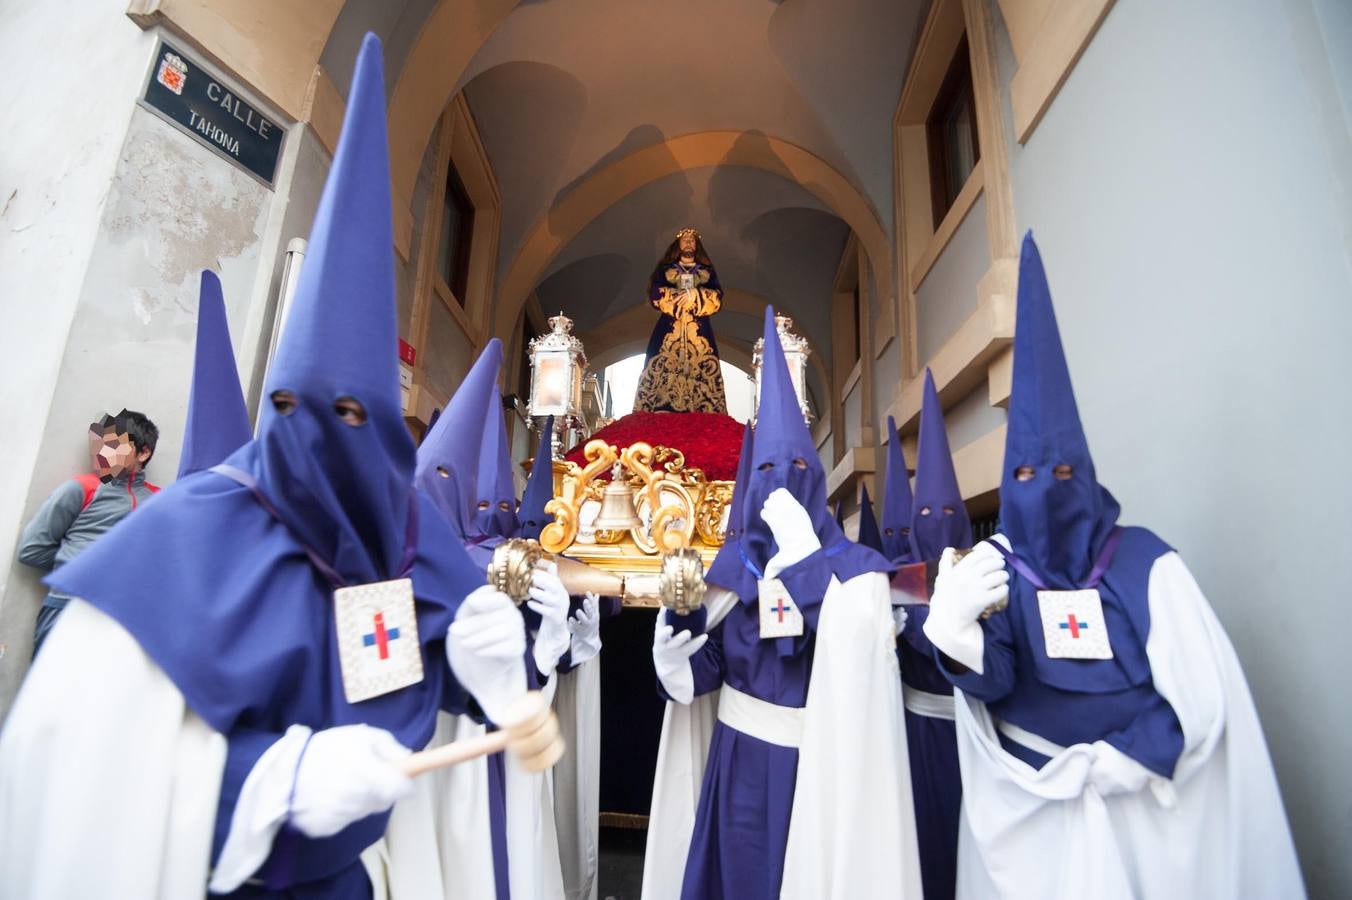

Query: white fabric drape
[[0, 600, 226, 899], [641, 587, 738, 900], [781, 572, 924, 899], [553, 656, 602, 900], [952, 551, 1305, 899]]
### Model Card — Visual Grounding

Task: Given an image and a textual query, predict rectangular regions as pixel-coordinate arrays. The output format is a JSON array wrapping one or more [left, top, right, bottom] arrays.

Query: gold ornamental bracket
[[538, 438, 737, 608], [540, 439, 616, 554], [621, 442, 695, 554]]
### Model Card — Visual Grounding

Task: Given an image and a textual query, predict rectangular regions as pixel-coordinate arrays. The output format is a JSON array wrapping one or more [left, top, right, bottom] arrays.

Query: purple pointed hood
[[880, 415, 915, 563], [705, 421, 754, 591], [856, 484, 884, 554], [474, 387, 519, 539], [909, 368, 972, 560], [517, 416, 555, 541], [47, 36, 486, 767], [740, 307, 842, 573], [708, 308, 887, 601], [178, 270, 251, 478], [1000, 233, 1120, 587], [416, 339, 503, 541]]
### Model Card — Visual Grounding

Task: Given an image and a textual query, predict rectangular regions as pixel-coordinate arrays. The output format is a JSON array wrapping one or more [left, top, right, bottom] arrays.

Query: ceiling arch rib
[[494, 130, 893, 348], [386, 0, 517, 212], [534, 167, 848, 350]]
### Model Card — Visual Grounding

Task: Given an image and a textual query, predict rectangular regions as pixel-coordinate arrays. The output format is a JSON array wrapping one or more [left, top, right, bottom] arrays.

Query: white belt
[[995, 719, 1069, 758], [902, 686, 955, 721], [717, 683, 804, 748]]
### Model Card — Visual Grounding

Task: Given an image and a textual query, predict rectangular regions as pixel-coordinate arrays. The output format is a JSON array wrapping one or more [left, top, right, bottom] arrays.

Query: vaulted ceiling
[[321, 0, 927, 371]]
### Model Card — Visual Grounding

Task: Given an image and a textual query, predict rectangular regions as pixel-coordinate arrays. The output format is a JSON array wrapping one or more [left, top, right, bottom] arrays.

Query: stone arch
[[386, 0, 517, 211], [494, 131, 891, 349]]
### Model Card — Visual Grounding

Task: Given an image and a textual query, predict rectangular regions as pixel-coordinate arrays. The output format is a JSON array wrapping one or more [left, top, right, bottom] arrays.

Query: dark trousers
[[32, 596, 67, 659]]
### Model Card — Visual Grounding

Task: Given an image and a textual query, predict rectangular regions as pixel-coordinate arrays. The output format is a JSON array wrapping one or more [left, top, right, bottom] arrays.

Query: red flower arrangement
[[564, 412, 745, 481]]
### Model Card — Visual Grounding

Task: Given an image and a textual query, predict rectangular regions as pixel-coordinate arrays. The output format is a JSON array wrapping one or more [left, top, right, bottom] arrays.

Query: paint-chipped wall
[[0, 12, 155, 682], [0, 103, 274, 714]]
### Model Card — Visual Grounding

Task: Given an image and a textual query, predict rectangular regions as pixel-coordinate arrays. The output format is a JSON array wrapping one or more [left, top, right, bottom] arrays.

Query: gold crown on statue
[[675, 227, 701, 240]]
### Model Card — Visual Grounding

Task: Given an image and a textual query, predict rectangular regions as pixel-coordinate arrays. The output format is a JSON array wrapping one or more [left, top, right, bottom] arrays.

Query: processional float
[[487, 311, 813, 616]]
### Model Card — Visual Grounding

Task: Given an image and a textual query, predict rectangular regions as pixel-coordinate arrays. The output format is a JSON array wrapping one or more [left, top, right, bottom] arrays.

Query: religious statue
[[633, 228, 728, 414]]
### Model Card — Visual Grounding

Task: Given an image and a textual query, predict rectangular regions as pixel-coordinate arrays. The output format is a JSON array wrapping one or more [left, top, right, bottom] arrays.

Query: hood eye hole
[[435, 466, 451, 479], [1014, 465, 1036, 482], [477, 500, 490, 510], [334, 396, 367, 426], [498, 501, 511, 512], [942, 506, 955, 516], [791, 458, 808, 470], [271, 390, 298, 416], [884, 528, 893, 536], [1053, 464, 1074, 480], [758, 461, 775, 471], [900, 527, 910, 536], [919, 506, 932, 517]]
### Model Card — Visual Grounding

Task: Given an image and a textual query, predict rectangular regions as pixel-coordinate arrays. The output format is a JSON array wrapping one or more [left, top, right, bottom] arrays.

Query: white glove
[[528, 561, 573, 677], [652, 620, 708, 705], [448, 584, 528, 723], [1086, 741, 1180, 815], [923, 541, 1010, 674], [567, 592, 603, 667], [891, 604, 909, 637], [1087, 740, 1151, 797], [290, 724, 413, 838], [760, 488, 821, 579], [209, 723, 412, 893], [1086, 740, 1179, 806]]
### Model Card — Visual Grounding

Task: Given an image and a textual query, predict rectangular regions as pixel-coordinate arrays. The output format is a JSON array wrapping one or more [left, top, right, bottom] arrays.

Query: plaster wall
[[0, 103, 277, 713], [913, 194, 989, 362], [871, 341, 902, 431], [994, 0, 1352, 892], [0, 11, 155, 679]]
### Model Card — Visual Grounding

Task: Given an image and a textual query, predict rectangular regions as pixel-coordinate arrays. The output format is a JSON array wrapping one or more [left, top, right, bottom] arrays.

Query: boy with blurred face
[[18, 409, 160, 657]]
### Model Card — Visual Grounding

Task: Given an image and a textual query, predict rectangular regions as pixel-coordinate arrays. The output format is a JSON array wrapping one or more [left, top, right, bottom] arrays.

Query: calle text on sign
[[141, 40, 283, 186]]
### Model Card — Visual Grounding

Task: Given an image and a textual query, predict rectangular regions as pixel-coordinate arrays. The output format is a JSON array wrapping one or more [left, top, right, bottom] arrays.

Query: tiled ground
[[597, 826, 647, 900]]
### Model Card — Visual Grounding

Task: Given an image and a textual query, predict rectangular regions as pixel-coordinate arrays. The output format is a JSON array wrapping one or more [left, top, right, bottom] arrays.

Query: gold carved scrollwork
[[540, 440, 617, 554], [695, 481, 734, 548], [622, 442, 695, 553]]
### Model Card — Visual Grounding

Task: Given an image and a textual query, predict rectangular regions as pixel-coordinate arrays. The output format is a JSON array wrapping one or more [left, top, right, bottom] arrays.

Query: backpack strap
[[73, 473, 102, 512]]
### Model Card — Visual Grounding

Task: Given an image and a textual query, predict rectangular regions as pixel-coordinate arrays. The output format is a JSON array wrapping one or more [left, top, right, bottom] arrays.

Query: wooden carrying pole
[[552, 555, 626, 599], [401, 691, 565, 776]]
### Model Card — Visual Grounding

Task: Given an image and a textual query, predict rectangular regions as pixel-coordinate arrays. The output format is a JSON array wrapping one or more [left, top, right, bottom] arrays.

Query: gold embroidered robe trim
[[635, 285, 727, 414]]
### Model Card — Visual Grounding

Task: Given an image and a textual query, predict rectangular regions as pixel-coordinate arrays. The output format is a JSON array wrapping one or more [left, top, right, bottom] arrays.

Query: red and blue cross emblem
[[1059, 615, 1088, 639], [363, 611, 402, 660], [774, 596, 794, 622]]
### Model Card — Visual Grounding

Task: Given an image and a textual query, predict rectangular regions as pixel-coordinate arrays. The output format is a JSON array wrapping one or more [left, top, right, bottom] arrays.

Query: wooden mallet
[[401, 690, 565, 777]]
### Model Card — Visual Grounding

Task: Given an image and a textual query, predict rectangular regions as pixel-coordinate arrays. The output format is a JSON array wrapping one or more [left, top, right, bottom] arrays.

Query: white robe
[[504, 669, 567, 900], [0, 599, 524, 900], [951, 551, 1305, 899], [0, 600, 225, 898], [375, 712, 498, 899], [552, 655, 602, 900], [640, 587, 737, 900], [379, 699, 565, 900], [643, 575, 923, 899]]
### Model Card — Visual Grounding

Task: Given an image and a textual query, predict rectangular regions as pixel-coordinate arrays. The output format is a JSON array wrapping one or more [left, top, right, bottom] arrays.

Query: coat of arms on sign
[[157, 53, 187, 95]]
